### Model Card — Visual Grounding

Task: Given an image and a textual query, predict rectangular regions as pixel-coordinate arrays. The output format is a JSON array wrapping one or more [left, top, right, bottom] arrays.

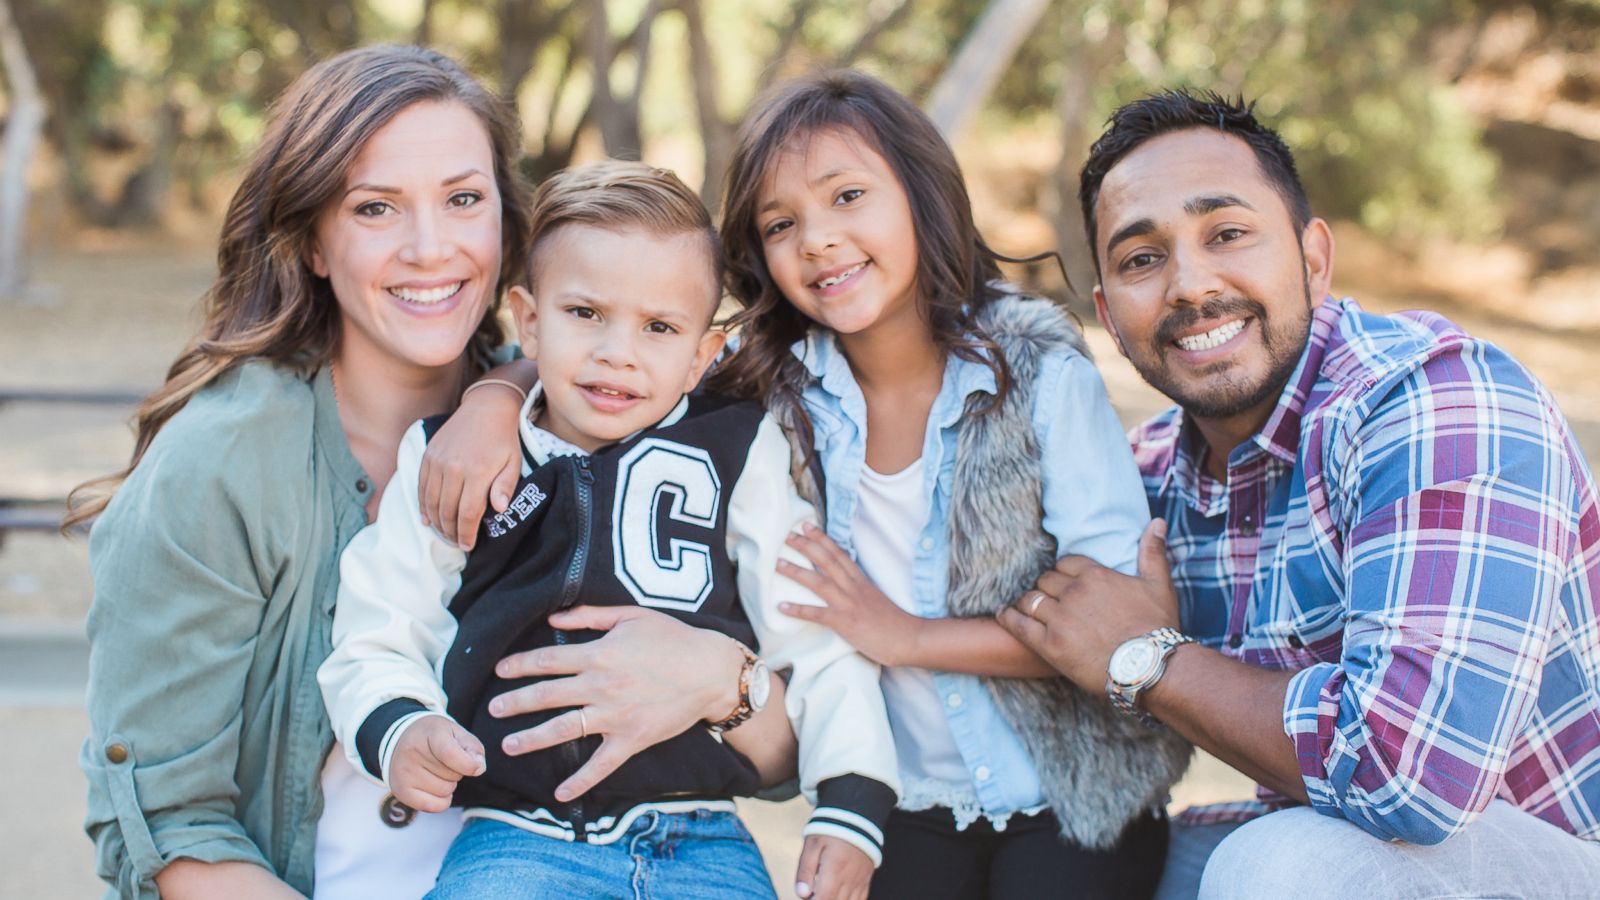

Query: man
[[996, 90, 1600, 898]]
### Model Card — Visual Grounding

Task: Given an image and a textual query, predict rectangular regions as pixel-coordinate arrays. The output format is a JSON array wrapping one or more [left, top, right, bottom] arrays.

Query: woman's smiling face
[[311, 100, 503, 375]]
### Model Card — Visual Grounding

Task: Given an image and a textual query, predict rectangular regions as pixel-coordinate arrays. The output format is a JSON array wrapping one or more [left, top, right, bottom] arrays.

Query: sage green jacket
[[81, 362, 373, 899]]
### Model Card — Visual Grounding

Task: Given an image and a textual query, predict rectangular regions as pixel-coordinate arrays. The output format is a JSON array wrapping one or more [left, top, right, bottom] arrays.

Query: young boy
[[318, 161, 897, 899]]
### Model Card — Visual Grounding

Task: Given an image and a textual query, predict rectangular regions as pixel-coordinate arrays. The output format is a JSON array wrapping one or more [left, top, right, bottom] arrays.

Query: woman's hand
[[418, 360, 537, 549], [487, 605, 748, 802], [775, 523, 919, 666]]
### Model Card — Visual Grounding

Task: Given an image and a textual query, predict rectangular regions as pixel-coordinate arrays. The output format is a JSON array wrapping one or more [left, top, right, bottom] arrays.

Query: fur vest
[[775, 293, 1192, 848]]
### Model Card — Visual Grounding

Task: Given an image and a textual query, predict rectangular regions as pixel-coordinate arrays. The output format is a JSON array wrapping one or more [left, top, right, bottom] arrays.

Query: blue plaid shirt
[[1134, 297, 1600, 844]]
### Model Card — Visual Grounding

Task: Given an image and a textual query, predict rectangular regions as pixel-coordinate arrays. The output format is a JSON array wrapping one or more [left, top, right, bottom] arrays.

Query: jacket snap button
[[105, 744, 128, 764], [356, 478, 369, 493]]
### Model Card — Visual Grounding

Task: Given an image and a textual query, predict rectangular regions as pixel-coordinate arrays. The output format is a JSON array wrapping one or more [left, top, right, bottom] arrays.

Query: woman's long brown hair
[[706, 70, 1016, 458], [64, 45, 532, 529]]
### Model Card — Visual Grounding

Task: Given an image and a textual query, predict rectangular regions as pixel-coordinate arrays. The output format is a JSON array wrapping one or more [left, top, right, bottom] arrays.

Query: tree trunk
[[923, 0, 1053, 139], [0, 0, 45, 298], [1050, 10, 1123, 307], [680, 0, 733, 208]]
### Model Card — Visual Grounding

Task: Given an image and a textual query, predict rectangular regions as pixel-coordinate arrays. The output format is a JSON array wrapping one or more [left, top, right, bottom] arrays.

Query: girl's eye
[[448, 190, 483, 209], [645, 321, 678, 335], [355, 200, 393, 217], [835, 188, 864, 206], [761, 219, 792, 239]]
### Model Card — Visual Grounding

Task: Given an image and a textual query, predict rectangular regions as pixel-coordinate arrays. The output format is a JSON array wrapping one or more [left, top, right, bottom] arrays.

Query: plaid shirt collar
[[1160, 296, 1342, 510]]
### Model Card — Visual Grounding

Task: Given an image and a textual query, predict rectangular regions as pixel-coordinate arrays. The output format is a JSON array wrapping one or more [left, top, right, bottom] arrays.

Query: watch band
[[1106, 627, 1196, 719], [707, 643, 760, 734]]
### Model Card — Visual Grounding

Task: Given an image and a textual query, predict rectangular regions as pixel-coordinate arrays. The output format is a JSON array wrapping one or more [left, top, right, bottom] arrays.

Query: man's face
[[1091, 128, 1333, 424]]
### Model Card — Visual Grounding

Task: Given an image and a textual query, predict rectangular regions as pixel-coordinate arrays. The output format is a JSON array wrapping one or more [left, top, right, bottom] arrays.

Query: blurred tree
[[0, 0, 44, 297]]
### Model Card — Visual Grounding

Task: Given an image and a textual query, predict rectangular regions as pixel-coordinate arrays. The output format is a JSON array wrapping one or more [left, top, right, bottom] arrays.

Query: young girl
[[708, 70, 1191, 899]]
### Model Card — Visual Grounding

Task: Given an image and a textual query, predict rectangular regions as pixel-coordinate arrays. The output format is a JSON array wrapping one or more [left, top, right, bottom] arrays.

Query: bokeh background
[[0, 1, 1596, 896]]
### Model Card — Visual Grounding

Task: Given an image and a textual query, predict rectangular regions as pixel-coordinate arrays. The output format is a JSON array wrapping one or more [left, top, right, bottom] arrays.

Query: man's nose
[[1164, 241, 1224, 307]]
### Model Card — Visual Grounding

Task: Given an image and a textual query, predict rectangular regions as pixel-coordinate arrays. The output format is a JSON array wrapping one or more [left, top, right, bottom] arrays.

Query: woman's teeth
[[388, 282, 464, 305], [1175, 319, 1245, 352], [815, 263, 865, 289]]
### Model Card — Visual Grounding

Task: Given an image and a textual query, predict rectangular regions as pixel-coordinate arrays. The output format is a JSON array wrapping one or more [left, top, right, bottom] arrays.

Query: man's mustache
[[1154, 297, 1269, 348]]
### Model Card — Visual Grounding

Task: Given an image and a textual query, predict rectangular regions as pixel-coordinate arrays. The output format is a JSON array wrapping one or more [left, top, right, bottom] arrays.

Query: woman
[[70, 45, 784, 900]]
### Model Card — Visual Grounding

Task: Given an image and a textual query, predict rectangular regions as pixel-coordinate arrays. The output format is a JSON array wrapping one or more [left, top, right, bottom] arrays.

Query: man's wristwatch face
[[747, 660, 771, 712], [1109, 637, 1161, 687]]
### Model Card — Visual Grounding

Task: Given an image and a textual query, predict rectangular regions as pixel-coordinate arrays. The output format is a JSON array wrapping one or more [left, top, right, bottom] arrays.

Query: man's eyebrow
[[1105, 218, 1156, 256], [1185, 194, 1253, 216]]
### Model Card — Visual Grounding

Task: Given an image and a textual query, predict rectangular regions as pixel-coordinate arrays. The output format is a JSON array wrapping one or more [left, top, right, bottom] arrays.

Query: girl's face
[[754, 128, 922, 341], [310, 100, 503, 376]]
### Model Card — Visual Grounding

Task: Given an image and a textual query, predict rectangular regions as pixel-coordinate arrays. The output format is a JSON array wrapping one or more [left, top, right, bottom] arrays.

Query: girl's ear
[[684, 328, 728, 393], [508, 285, 539, 357], [307, 240, 329, 278]]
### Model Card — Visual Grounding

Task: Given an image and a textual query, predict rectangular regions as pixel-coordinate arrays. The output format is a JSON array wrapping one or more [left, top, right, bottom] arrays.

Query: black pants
[[869, 805, 1168, 900]]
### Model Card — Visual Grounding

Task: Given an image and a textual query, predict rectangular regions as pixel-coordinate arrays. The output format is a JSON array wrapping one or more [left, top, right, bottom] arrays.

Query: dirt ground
[[2, 240, 1596, 898]]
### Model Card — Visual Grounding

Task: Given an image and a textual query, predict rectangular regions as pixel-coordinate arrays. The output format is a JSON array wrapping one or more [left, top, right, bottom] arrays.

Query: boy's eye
[[355, 200, 393, 217], [645, 321, 678, 335], [566, 306, 598, 320], [835, 188, 864, 205], [448, 190, 484, 209]]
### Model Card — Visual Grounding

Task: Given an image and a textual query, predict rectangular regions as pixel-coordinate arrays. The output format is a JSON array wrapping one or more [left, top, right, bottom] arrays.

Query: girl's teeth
[[1176, 319, 1245, 352], [816, 263, 865, 289], [388, 282, 463, 305]]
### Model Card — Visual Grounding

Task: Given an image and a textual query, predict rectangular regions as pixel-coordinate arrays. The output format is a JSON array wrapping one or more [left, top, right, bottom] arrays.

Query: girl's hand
[[419, 376, 529, 549], [776, 523, 918, 666], [487, 605, 748, 802]]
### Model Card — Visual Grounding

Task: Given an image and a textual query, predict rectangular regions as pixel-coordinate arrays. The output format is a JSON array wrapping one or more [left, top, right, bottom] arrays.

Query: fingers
[[776, 558, 831, 596], [488, 676, 593, 719], [552, 737, 633, 803], [495, 643, 593, 680], [391, 774, 456, 813], [794, 834, 824, 899], [434, 467, 468, 547], [490, 462, 519, 513], [427, 724, 487, 777], [501, 707, 588, 756], [545, 603, 652, 633], [785, 524, 856, 580], [1138, 518, 1173, 587], [418, 456, 440, 528], [996, 605, 1048, 648], [452, 470, 493, 553], [776, 598, 835, 627]]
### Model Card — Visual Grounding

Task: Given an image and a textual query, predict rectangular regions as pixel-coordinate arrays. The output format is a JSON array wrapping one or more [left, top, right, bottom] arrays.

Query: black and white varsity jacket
[[319, 387, 899, 862]]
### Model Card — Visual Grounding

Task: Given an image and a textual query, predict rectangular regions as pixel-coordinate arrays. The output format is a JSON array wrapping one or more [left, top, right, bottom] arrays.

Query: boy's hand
[[388, 715, 486, 813], [420, 365, 534, 550], [794, 834, 873, 900]]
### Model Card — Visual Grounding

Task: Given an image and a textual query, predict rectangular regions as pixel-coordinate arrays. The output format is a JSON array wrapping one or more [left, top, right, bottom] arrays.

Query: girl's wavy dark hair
[[707, 69, 1020, 449]]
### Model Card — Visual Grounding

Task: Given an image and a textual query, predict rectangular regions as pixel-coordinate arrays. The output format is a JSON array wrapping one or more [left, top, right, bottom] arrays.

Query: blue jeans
[[426, 810, 777, 900]]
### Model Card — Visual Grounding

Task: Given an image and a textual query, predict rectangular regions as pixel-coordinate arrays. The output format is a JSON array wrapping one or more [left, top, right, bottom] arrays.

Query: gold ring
[[1027, 591, 1047, 616]]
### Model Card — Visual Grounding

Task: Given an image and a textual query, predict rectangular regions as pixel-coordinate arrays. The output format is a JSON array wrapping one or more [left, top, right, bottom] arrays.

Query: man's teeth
[[1175, 319, 1245, 352], [388, 282, 463, 305], [816, 263, 865, 289]]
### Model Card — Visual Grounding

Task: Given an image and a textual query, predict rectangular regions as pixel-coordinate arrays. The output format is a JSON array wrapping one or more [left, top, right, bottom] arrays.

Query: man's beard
[[1132, 275, 1313, 421]]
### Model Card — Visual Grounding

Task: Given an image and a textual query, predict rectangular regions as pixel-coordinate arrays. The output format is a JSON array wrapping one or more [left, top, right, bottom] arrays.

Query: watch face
[[747, 661, 771, 711], [1110, 639, 1159, 685]]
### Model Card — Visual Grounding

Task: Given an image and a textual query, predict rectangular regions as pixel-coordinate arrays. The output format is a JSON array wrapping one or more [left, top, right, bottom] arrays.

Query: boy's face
[[512, 224, 725, 452]]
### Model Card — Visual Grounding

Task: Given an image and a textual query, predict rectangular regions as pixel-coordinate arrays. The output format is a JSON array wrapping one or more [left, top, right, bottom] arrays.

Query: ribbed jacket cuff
[[355, 697, 429, 781], [803, 775, 896, 867]]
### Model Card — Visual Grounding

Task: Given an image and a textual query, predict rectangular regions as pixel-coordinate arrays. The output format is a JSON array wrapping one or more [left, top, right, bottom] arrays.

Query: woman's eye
[[448, 191, 483, 209], [355, 200, 393, 217], [836, 188, 864, 205]]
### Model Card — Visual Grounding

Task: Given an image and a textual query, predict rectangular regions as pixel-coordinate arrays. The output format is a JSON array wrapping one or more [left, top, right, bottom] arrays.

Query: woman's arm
[[485, 605, 780, 801], [419, 357, 539, 548], [155, 860, 305, 900]]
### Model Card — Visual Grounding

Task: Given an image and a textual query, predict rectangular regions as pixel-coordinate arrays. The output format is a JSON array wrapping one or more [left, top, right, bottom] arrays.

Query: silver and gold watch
[[1106, 627, 1195, 719], [707, 642, 770, 734]]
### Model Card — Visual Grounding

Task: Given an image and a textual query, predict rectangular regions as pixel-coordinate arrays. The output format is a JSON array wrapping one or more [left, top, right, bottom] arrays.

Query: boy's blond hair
[[525, 160, 721, 305]]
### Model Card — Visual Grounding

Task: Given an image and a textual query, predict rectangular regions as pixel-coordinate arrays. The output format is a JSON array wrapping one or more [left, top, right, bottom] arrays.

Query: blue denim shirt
[[793, 330, 1149, 821]]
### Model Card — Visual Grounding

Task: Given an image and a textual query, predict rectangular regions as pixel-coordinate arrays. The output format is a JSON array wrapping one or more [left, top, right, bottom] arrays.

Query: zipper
[[556, 454, 595, 837]]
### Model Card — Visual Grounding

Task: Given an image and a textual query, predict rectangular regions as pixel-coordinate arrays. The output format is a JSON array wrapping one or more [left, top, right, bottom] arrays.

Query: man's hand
[[388, 715, 486, 813], [996, 519, 1179, 690], [776, 523, 920, 666], [794, 834, 873, 900]]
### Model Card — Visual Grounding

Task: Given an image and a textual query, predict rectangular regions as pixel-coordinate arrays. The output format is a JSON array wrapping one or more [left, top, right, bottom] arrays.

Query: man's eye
[[1214, 227, 1246, 243], [448, 191, 483, 208], [355, 200, 393, 217], [1123, 252, 1159, 271]]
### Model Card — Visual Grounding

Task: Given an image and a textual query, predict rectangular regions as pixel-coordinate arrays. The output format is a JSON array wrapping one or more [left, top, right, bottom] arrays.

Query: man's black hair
[[1078, 89, 1312, 276]]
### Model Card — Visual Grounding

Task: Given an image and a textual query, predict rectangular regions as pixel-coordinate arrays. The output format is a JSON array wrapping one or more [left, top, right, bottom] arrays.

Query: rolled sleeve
[[1289, 347, 1573, 844]]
